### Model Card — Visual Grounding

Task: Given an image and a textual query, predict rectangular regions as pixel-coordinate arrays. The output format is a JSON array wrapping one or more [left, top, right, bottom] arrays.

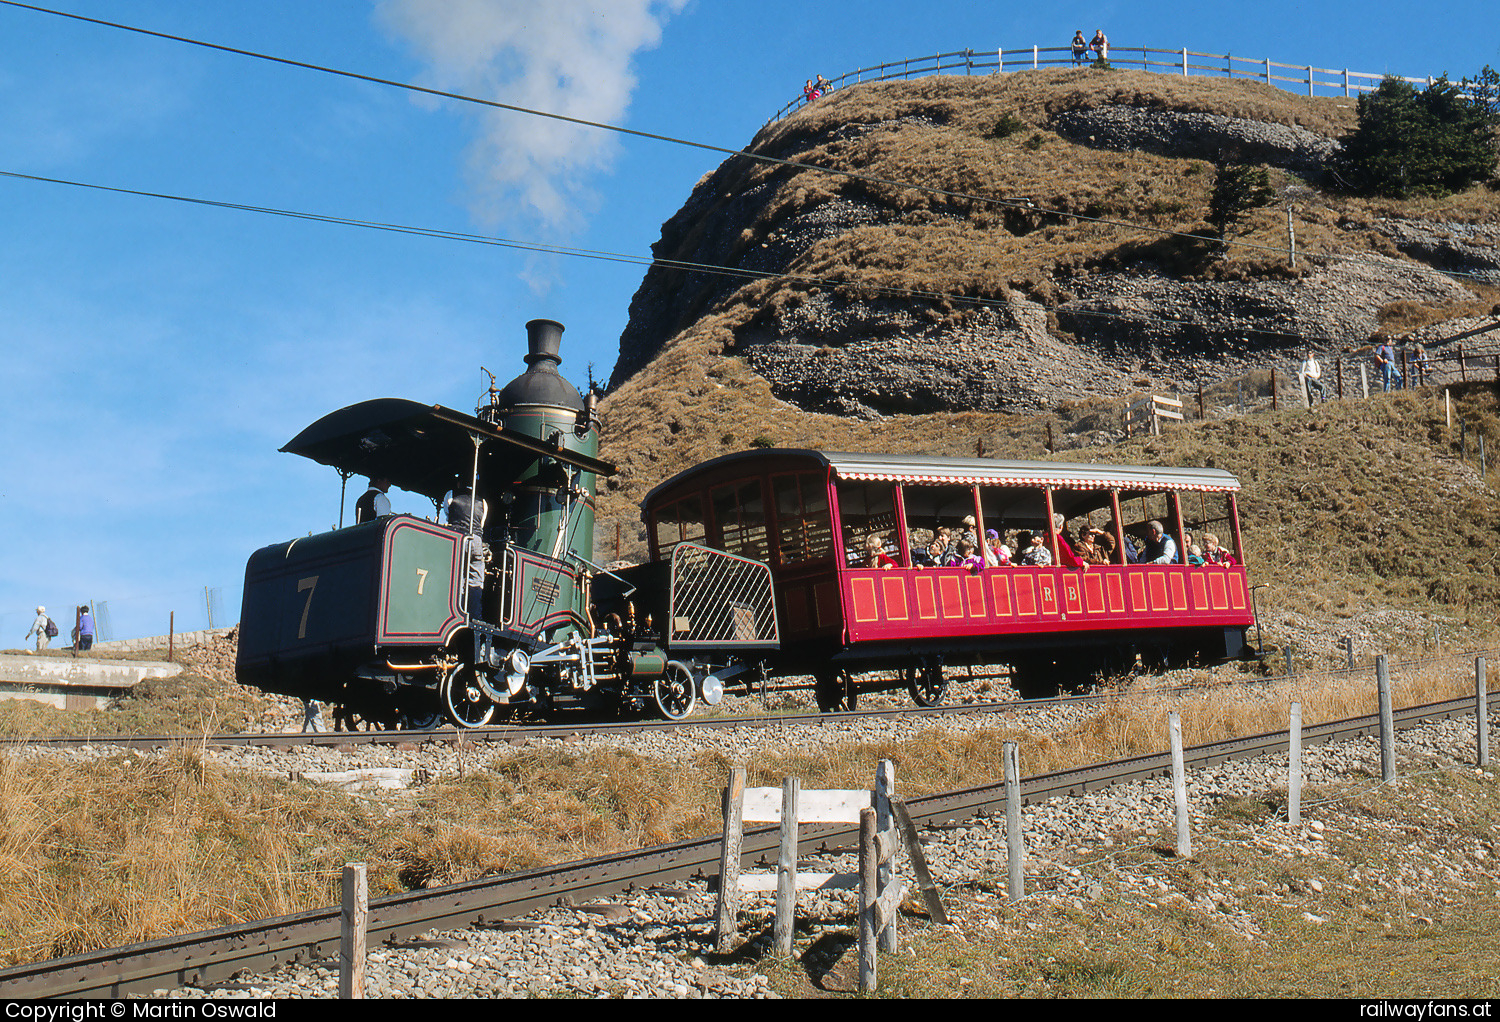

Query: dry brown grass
[[0, 745, 376, 965]]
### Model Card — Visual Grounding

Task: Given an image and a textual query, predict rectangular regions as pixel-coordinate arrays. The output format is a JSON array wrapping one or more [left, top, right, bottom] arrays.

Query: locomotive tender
[[236, 319, 779, 727], [238, 318, 1257, 726]]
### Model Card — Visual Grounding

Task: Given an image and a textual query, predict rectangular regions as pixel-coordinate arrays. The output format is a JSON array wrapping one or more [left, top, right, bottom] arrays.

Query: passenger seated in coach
[[1140, 520, 1180, 564], [1017, 531, 1052, 566], [928, 527, 952, 565], [956, 538, 983, 572], [1104, 519, 1138, 563], [1202, 532, 1237, 567], [1075, 529, 1108, 565], [864, 534, 897, 569], [910, 529, 935, 566], [1052, 513, 1088, 570], [1186, 544, 1206, 567]]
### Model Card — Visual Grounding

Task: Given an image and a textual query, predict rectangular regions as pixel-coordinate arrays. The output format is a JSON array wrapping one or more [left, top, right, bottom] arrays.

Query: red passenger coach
[[643, 450, 1257, 708]]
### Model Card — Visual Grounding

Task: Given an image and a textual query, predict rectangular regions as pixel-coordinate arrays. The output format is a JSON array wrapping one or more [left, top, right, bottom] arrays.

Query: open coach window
[[836, 480, 899, 566]]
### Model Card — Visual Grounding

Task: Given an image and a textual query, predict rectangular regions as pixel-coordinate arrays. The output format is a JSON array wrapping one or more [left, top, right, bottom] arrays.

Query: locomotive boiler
[[236, 319, 780, 728]]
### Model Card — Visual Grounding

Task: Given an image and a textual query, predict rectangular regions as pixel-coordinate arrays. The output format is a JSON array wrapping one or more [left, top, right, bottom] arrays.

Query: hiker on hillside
[[1410, 343, 1431, 386], [1090, 29, 1109, 61], [24, 606, 53, 653], [1301, 349, 1328, 404], [1373, 340, 1402, 392], [802, 79, 822, 103], [1071, 31, 1088, 65]]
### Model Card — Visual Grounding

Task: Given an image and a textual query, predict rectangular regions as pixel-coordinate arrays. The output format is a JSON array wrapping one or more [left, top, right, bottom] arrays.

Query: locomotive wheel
[[814, 669, 857, 713], [906, 661, 948, 707], [442, 665, 497, 728], [653, 663, 697, 720]]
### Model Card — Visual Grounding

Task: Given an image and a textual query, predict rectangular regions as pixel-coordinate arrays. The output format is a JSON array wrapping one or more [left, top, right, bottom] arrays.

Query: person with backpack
[[25, 606, 56, 653]]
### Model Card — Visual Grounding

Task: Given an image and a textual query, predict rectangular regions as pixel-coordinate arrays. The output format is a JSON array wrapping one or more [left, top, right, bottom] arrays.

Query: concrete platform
[[0, 653, 182, 710]]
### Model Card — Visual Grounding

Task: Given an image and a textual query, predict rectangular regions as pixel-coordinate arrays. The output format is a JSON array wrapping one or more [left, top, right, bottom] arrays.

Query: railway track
[[3, 687, 1493, 999]]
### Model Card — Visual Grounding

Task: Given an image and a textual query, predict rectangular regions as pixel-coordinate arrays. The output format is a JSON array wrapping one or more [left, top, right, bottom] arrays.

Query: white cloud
[[374, 0, 688, 236]]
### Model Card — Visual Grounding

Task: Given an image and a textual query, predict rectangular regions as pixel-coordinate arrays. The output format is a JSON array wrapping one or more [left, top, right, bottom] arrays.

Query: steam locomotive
[[235, 320, 779, 728]]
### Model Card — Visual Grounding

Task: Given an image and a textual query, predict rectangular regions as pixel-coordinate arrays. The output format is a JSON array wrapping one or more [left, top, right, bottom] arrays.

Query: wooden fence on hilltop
[[771, 45, 1460, 123]]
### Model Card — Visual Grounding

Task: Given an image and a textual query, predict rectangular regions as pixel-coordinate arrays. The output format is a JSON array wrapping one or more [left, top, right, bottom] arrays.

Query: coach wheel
[[906, 662, 948, 707], [654, 663, 697, 720], [814, 669, 857, 713], [442, 665, 497, 728]]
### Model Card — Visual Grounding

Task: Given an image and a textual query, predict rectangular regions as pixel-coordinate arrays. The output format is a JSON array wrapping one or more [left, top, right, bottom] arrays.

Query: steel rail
[[7, 644, 1493, 753], [3, 688, 1493, 999]]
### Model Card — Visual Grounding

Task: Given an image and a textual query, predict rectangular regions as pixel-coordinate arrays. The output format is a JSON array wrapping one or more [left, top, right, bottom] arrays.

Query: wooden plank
[[737, 871, 859, 893], [714, 767, 746, 951], [891, 799, 949, 926], [873, 880, 910, 931], [339, 863, 367, 999], [743, 787, 871, 823]]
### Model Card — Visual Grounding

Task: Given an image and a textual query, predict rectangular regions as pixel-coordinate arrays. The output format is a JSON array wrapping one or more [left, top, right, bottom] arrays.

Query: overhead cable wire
[[0, 0, 1363, 265], [7, 166, 1469, 353], [8, 1, 1497, 290]]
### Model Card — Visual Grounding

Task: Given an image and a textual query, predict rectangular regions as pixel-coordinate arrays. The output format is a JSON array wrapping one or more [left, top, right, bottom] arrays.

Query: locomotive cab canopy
[[281, 397, 615, 504]]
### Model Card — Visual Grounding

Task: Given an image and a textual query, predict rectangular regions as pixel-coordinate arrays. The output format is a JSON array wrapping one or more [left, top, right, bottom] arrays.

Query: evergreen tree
[[1207, 164, 1276, 244], [1335, 74, 1497, 197]]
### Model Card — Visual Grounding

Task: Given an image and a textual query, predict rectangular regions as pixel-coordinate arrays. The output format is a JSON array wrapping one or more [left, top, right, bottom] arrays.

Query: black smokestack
[[525, 319, 564, 368]]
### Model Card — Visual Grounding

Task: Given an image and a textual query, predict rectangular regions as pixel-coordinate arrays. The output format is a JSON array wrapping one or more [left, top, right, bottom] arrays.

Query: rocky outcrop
[[608, 75, 1491, 417], [1373, 219, 1500, 285], [1048, 105, 1341, 170]]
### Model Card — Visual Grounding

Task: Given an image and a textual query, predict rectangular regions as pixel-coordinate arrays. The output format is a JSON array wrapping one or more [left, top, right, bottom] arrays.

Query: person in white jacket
[[1301, 349, 1328, 405], [24, 606, 51, 652]]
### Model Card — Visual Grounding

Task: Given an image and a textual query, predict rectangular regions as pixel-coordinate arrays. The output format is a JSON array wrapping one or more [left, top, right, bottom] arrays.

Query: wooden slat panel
[[743, 787, 872, 823]]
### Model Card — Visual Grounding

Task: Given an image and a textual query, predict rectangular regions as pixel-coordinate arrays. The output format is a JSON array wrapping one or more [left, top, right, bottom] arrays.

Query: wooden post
[[1271, 367, 1278, 411], [1289, 702, 1303, 825], [339, 863, 367, 999], [773, 775, 800, 957], [1478, 657, 1490, 768], [875, 759, 897, 952], [1003, 741, 1024, 901], [714, 767, 746, 950], [1336, 356, 1344, 399], [859, 808, 878, 992], [1169, 711, 1191, 857], [1377, 655, 1395, 782], [168, 611, 175, 663], [1197, 380, 1205, 419]]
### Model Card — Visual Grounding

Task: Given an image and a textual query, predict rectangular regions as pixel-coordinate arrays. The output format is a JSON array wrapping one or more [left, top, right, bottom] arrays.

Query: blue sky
[[1, 0, 1496, 642]]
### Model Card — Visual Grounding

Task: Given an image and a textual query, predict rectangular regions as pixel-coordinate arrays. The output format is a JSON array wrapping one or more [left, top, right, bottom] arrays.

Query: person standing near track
[[24, 606, 53, 653]]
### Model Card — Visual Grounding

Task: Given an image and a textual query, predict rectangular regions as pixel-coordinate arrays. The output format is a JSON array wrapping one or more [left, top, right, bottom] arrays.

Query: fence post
[[876, 759, 897, 952], [1198, 381, 1205, 419], [1307, 66, 1314, 96], [1343, 68, 1350, 97], [859, 808, 878, 992], [1289, 702, 1303, 825], [1271, 367, 1278, 411], [340, 863, 367, 999], [1264, 57, 1271, 85], [1169, 711, 1192, 857], [1182, 48, 1188, 76], [1032, 45, 1038, 69], [1460, 343, 1468, 382], [1003, 741, 1023, 902], [1377, 655, 1395, 782], [1337, 356, 1344, 399], [773, 775, 800, 957], [714, 767, 746, 950], [1477, 657, 1490, 768]]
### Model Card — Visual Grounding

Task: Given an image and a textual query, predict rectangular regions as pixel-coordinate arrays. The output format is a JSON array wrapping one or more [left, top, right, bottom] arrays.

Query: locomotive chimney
[[524, 319, 564, 368]]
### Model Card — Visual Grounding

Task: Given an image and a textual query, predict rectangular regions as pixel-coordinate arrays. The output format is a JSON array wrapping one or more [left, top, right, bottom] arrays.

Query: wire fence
[[772, 43, 1456, 123]]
